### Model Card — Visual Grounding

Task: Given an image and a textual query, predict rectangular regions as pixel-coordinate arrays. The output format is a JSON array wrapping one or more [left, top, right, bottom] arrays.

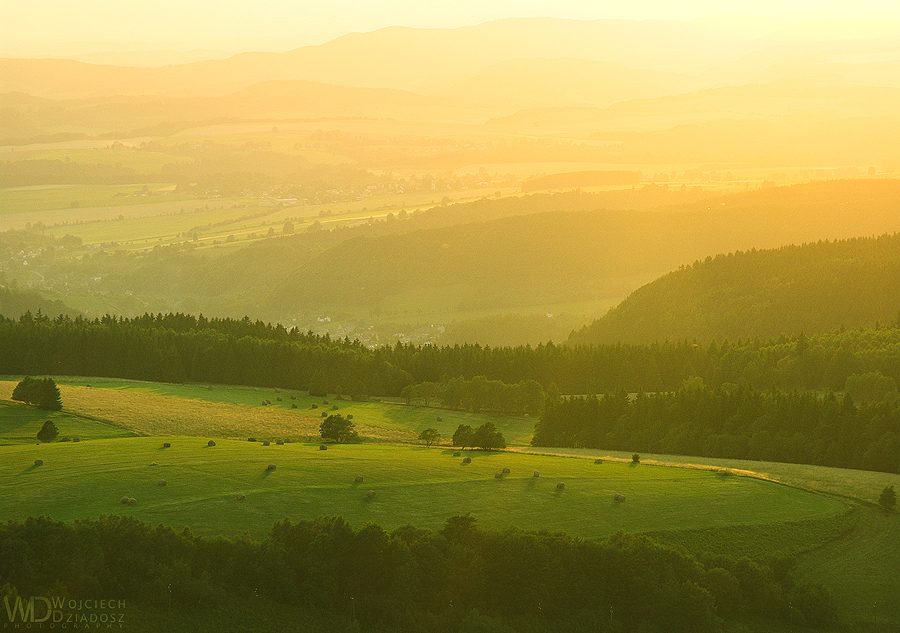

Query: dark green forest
[[0, 514, 836, 633], [6, 311, 900, 474], [570, 233, 900, 345]]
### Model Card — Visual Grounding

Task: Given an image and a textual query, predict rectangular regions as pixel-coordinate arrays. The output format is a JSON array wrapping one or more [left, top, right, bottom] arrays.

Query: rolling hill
[[570, 232, 900, 345]]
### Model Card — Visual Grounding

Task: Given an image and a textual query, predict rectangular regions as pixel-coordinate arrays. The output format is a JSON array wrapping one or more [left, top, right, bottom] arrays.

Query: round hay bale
[[495, 472, 503, 479], [291, 403, 298, 409], [321, 411, 328, 417], [533, 471, 540, 477], [556, 482, 565, 490], [312, 403, 318, 409], [72, 437, 80, 443], [127, 498, 136, 506], [319, 444, 328, 451], [594, 459, 604, 464], [453, 451, 461, 457], [276, 397, 282, 402], [248, 437, 256, 442], [262, 440, 271, 446], [323, 400, 329, 405], [436, 416, 443, 422], [274, 388, 280, 393], [367, 490, 376, 498], [290, 395, 296, 400], [262, 400, 268, 406], [158, 480, 166, 487], [236, 493, 245, 501], [462, 456, 472, 464], [502, 467, 510, 474], [267, 464, 276, 471], [332, 405, 338, 410], [276, 439, 284, 445], [207, 440, 216, 447], [34, 459, 43, 466], [347, 414, 353, 420], [354, 475, 363, 483], [163, 442, 171, 448], [614, 493, 627, 502], [120, 496, 129, 504]]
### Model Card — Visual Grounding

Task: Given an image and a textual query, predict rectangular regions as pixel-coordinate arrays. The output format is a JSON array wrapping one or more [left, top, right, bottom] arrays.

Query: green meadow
[[0, 437, 846, 542], [1, 379, 898, 627]]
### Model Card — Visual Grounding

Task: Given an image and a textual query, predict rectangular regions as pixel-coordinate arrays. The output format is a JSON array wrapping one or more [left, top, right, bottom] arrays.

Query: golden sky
[[3, 0, 899, 57]]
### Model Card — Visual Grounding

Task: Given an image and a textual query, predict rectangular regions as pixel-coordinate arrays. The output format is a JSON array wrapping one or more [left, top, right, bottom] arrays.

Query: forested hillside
[[570, 232, 900, 345]]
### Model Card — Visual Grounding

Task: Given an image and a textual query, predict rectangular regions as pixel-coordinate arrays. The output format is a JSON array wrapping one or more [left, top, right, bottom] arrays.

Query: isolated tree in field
[[880, 485, 896, 512], [12, 377, 62, 411], [37, 419, 59, 443], [418, 428, 441, 448], [453, 424, 474, 450], [631, 454, 641, 464], [472, 422, 505, 450], [319, 414, 359, 443]]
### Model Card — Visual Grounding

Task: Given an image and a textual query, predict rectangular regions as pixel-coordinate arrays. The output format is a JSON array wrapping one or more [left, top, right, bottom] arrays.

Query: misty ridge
[[1, 15, 899, 347]]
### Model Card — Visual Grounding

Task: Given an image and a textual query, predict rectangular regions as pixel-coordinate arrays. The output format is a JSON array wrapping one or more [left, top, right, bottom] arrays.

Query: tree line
[[10, 311, 900, 397], [0, 514, 836, 632], [534, 379, 900, 474]]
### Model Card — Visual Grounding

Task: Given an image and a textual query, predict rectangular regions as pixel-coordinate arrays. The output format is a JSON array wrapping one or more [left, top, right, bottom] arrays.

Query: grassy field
[[2, 377, 898, 628], [3, 377, 537, 446], [0, 437, 846, 542]]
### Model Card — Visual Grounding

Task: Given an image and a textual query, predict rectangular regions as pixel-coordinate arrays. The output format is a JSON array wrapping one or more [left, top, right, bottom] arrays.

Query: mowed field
[[2, 377, 899, 627], [0, 437, 846, 543]]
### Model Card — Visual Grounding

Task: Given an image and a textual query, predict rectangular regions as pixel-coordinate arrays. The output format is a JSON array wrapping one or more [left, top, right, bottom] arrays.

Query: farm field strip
[[0, 438, 847, 541]]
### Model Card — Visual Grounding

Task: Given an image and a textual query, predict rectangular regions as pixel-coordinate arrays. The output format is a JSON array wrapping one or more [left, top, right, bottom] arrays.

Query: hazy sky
[[4, 0, 900, 56]]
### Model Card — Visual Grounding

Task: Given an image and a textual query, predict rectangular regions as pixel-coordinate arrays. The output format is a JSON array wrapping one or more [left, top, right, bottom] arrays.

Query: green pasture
[[0, 401, 136, 444], [0, 147, 193, 173], [0, 183, 192, 216], [0, 438, 846, 543], [51, 377, 536, 446]]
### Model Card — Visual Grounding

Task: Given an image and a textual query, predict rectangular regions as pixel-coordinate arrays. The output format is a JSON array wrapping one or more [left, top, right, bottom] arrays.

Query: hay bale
[[533, 471, 540, 477], [436, 416, 442, 421], [72, 437, 80, 443], [127, 498, 136, 506], [453, 451, 461, 457], [34, 459, 43, 466], [312, 403, 318, 409], [267, 464, 276, 471], [495, 472, 503, 479], [262, 440, 271, 446], [276, 439, 284, 445], [276, 397, 282, 402], [354, 475, 363, 483], [290, 395, 296, 400], [163, 442, 171, 448], [367, 490, 376, 498], [347, 414, 353, 420], [502, 467, 510, 474], [319, 444, 328, 451], [248, 437, 256, 442], [236, 493, 246, 501], [321, 411, 327, 417], [120, 496, 129, 504], [158, 480, 166, 487], [594, 459, 604, 464], [462, 456, 472, 464], [262, 400, 268, 406], [291, 403, 298, 408], [614, 493, 626, 502], [323, 400, 329, 405], [332, 405, 338, 410], [207, 440, 216, 447], [556, 482, 565, 490]]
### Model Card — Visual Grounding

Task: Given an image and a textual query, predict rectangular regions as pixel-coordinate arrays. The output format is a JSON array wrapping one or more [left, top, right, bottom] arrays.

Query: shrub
[[319, 414, 359, 443], [37, 420, 58, 443], [631, 454, 640, 464], [13, 377, 62, 411], [879, 485, 896, 512]]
